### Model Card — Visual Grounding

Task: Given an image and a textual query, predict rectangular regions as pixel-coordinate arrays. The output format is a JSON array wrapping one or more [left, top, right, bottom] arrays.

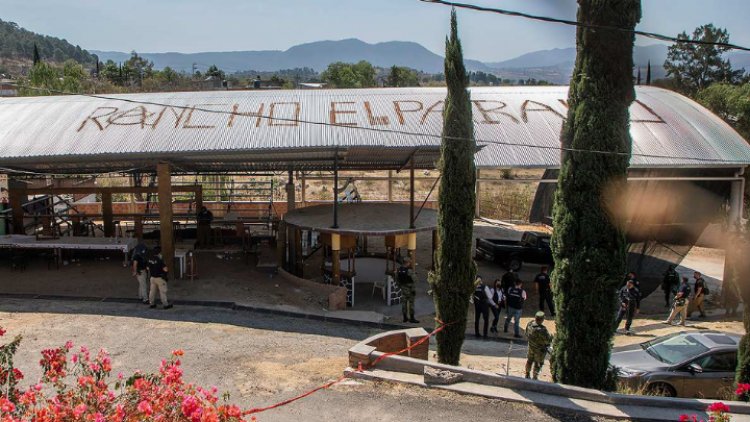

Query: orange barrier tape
[[242, 320, 453, 416]]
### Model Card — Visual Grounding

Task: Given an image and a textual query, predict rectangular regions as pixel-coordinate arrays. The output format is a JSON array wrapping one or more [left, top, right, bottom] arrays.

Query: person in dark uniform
[[473, 276, 493, 339], [534, 266, 554, 316], [615, 279, 641, 335], [501, 270, 519, 295], [196, 206, 214, 248], [396, 260, 419, 324], [504, 278, 527, 338], [131, 242, 149, 304], [489, 279, 504, 333], [661, 265, 680, 308], [688, 271, 708, 319], [147, 246, 172, 309]]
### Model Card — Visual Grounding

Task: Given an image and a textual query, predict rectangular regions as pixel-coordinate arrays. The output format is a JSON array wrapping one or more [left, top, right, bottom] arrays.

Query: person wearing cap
[[131, 242, 149, 304], [615, 278, 641, 334], [396, 258, 418, 324], [147, 246, 172, 309], [525, 311, 552, 380]]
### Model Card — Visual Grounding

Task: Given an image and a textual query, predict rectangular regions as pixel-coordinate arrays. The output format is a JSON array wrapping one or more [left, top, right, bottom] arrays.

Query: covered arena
[[0, 86, 748, 309]]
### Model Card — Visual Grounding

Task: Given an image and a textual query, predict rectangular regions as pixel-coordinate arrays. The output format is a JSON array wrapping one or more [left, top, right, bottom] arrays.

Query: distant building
[[299, 82, 327, 89], [0, 79, 17, 97]]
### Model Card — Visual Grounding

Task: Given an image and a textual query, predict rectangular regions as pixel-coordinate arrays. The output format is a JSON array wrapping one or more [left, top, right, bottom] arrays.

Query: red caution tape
[[242, 320, 453, 416]]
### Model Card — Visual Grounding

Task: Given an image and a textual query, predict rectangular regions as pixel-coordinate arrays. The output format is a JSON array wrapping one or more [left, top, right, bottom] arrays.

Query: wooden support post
[[387, 170, 393, 202], [9, 189, 24, 235], [157, 162, 175, 276], [407, 232, 417, 270], [135, 217, 144, 240], [195, 185, 203, 215], [331, 233, 341, 285], [295, 228, 303, 277], [332, 152, 339, 228], [301, 172, 307, 207], [102, 192, 114, 237], [276, 220, 287, 271], [410, 159, 415, 228]]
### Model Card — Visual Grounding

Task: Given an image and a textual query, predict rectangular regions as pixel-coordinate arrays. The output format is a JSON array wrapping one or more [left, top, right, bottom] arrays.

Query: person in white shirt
[[473, 276, 497, 339]]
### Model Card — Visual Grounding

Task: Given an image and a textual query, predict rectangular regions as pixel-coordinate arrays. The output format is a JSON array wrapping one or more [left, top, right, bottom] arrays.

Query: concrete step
[[346, 368, 750, 422]]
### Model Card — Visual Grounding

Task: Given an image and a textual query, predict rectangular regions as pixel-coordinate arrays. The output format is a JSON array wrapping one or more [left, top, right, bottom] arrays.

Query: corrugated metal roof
[[0, 86, 747, 173]]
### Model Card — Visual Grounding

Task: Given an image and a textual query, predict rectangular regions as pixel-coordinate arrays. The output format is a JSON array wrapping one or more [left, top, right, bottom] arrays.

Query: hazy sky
[[2, 0, 749, 62]]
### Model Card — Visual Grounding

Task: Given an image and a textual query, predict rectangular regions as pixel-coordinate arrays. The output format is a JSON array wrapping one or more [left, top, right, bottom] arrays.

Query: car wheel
[[508, 258, 522, 272], [647, 382, 676, 397]]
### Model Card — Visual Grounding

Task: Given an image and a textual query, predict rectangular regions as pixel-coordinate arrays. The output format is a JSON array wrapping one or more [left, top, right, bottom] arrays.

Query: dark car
[[610, 331, 740, 398], [475, 231, 552, 271]]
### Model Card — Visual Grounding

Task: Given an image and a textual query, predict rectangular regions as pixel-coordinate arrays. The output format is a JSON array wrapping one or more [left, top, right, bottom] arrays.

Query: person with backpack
[[504, 278, 527, 338], [688, 271, 708, 319], [663, 277, 691, 326], [396, 259, 419, 323], [661, 265, 680, 308], [473, 276, 494, 339]]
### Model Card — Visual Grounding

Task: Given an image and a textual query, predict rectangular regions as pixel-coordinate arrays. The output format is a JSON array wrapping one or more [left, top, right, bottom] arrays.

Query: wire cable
[[5, 82, 745, 166], [419, 0, 750, 52]]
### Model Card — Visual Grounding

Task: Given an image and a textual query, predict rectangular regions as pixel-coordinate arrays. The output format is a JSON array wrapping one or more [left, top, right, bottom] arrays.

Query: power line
[[5, 82, 745, 166], [419, 0, 750, 52]]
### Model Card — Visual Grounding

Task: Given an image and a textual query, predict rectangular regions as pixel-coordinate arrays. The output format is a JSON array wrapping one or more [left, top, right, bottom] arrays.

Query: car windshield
[[645, 334, 709, 365]]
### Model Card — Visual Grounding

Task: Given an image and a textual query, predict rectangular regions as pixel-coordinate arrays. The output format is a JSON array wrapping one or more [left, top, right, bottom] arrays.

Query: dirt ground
[[0, 299, 617, 422]]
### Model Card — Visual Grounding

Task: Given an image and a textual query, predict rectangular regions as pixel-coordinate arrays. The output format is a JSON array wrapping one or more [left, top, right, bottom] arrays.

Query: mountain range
[[92, 38, 750, 84]]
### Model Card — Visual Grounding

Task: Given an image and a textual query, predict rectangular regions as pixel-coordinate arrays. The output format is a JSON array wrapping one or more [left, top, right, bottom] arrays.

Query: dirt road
[[0, 298, 614, 421]]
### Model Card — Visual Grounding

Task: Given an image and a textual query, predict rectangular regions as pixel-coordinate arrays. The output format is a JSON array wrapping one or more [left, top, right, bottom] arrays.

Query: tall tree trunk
[[550, 0, 641, 389], [430, 9, 476, 366]]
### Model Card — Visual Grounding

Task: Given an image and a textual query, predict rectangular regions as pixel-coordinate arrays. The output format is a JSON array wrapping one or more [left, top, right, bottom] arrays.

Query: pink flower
[[137, 400, 153, 416], [707, 402, 730, 413], [0, 327, 6, 337], [73, 403, 87, 418], [65, 340, 74, 349], [0, 397, 16, 412], [117, 372, 124, 380]]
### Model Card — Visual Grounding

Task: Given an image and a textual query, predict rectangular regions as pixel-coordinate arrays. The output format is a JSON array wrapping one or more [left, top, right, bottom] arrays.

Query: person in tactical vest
[[525, 311, 553, 380], [661, 265, 679, 308], [504, 278, 527, 338], [472, 276, 494, 338], [615, 278, 641, 334], [534, 266, 554, 316], [147, 246, 172, 310], [397, 259, 419, 324]]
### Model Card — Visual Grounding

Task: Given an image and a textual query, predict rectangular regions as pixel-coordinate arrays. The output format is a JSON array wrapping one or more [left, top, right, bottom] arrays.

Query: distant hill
[[92, 38, 491, 74], [485, 44, 750, 84], [0, 18, 96, 70]]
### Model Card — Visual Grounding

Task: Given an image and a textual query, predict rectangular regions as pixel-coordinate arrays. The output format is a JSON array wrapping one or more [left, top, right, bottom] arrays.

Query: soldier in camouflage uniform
[[525, 311, 552, 380], [397, 259, 419, 324]]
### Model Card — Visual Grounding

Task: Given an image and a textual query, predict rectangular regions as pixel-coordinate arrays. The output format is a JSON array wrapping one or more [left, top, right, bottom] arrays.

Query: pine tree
[[646, 60, 651, 85], [550, 0, 641, 389], [429, 9, 476, 366], [32, 43, 40, 66]]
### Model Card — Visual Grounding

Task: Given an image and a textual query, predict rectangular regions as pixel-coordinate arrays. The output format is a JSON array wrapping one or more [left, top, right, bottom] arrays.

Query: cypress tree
[[646, 60, 652, 85], [550, 0, 641, 389], [730, 232, 750, 386], [32, 43, 40, 66], [429, 9, 476, 366]]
